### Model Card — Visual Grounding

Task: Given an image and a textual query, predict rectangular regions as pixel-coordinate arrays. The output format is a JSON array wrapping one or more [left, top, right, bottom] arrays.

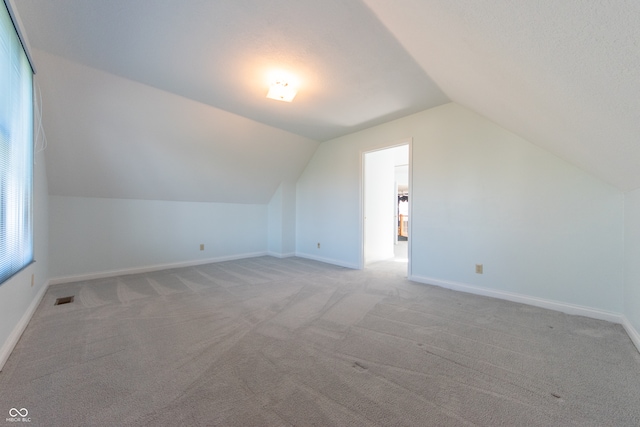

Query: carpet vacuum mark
[[1, 256, 639, 426]]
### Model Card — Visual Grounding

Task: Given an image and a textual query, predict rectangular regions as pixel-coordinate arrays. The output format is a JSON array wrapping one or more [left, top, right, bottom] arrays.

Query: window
[[0, 1, 34, 285]]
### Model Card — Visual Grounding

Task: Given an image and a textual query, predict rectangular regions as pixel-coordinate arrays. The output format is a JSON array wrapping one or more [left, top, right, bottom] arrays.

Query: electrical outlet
[[31, 274, 34, 287], [475, 264, 483, 274], [317, 242, 321, 249], [200, 244, 205, 251]]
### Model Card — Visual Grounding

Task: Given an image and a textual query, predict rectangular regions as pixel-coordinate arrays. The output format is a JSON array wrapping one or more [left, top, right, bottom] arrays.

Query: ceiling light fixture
[[266, 80, 297, 102]]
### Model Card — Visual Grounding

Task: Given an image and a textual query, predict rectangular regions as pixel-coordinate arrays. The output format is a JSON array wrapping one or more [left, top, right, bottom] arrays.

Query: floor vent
[[55, 296, 75, 305]]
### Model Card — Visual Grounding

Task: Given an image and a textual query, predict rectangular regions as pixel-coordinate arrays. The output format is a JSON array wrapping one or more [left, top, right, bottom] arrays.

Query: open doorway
[[362, 143, 410, 275]]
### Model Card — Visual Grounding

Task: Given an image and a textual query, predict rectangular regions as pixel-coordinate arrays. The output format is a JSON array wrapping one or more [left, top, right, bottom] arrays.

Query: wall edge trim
[[49, 252, 269, 285], [622, 316, 640, 354], [267, 251, 295, 259], [0, 279, 50, 371], [295, 252, 359, 269], [409, 274, 624, 324]]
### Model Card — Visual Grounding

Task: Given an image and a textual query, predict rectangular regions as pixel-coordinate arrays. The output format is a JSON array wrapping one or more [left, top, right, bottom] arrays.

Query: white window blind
[[0, 1, 33, 285]]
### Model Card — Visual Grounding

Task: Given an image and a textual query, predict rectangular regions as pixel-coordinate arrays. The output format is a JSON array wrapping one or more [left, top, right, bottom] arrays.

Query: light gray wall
[[268, 183, 284, 255], [0, 149, 49, 369], [280, 181, 297, 256], [296, 103, 624, 314], [49, 196, 267, 281], [267, 181, 296, 257], [624, 188, 640, 333]]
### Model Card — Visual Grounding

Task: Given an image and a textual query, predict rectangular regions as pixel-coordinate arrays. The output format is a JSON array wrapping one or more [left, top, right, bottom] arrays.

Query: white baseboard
[[295, 252, 360, 270], [409, 275, 624, 324], [622, 317, 640, 354], [49, 252, 269, 285], [267, 251, 295, 259], [0, 279, 50, 372]]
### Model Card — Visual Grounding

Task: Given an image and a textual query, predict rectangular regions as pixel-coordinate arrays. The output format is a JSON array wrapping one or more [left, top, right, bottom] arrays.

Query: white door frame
[[360, 138, 413, 277]]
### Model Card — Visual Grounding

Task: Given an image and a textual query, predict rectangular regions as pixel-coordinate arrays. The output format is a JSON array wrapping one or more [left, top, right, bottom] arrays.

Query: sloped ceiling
[[362, 0, 640, 192], [34, 51, 319, 204], [13, 0, 640, 203], [16, 0, 449, 203]]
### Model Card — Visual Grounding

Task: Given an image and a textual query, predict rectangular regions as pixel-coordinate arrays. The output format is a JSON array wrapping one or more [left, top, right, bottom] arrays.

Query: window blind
[[0, 1, 33, 285]]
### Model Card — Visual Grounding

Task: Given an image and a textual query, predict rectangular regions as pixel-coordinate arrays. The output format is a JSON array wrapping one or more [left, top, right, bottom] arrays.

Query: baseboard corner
[[267, 251, 295, 259], [295, 252, 360, 269], [622, 316, 640, 354]]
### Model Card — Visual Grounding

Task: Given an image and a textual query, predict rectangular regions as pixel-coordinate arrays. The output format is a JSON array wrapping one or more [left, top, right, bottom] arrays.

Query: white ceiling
[[17, 0, 448, 141], [13, 0, 640, 203], [363, 0, 640, 192]]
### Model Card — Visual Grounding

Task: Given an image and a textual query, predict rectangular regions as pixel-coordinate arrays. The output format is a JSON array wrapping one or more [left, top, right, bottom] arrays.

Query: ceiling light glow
[[266, 80, 297, 102]]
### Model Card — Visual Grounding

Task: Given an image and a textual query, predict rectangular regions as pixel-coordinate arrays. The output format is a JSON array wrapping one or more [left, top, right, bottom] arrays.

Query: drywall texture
[[297, 103, 624, 313], [0, 150, 49, 369], [49, 196, 267, 280], [625, 188, 640, 332]]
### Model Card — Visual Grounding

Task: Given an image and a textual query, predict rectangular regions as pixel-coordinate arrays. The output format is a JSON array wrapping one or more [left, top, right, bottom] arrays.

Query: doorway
[[362, 143, 410, 275]]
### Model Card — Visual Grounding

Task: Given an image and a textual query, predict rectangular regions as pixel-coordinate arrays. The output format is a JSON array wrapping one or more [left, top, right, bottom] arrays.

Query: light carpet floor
[[1, 256, 639, 426]]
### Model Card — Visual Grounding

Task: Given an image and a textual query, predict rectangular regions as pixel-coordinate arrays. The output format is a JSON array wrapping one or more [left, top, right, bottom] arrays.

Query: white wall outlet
[[200, 244, 205, 251], [475, 264, 483, 274]]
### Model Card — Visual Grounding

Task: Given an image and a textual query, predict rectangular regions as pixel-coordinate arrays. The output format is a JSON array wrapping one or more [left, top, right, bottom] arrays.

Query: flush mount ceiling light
[[266, 80, 297, 102]]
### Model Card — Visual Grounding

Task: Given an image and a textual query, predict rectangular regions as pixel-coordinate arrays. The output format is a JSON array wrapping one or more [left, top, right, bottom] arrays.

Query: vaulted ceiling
[[14, 0, 640, 203], [363, 0, 640, 192]]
